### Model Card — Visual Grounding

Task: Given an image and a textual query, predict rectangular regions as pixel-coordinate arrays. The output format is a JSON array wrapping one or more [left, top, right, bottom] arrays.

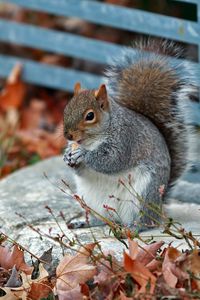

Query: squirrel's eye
[[85, 111, 95, 121]]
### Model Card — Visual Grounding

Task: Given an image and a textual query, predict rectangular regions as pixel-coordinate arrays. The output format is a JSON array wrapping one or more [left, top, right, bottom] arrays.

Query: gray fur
[[84, 102, 170, 175], [106, 41, 197, 183]]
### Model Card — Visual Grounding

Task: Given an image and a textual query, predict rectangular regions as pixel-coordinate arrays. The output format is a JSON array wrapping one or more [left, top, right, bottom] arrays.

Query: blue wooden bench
[[1, 0, 200, 123]]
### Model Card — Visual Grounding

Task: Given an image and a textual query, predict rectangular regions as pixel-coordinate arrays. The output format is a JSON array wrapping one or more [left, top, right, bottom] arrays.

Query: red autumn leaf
[[1, 263, 50, 300], [136, 241, 164, 266], [0, 64, 26, 112], [123, 251, 156, 294], [80, 283, 90, 297], [0, 245, 33, 275], [94, 251, 122, 285], [181, 249, 200, 290], [56, 243, 97, 298], [128, 238, 164, 266], [162, 247, 181, 288], [128, 239, 139, 260], [27, 282, 54, 300], [146, 258, 161, 272], [56, 285, 83, 300]]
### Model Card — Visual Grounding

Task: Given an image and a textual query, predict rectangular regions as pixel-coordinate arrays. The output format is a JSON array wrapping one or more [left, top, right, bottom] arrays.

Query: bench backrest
[[0, 0, 200, 125]]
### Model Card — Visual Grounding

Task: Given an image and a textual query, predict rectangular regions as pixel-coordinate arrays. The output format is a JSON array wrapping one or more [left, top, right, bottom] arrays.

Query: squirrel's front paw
[[63, 147, 72, 165], [63, 147, 85, 168]]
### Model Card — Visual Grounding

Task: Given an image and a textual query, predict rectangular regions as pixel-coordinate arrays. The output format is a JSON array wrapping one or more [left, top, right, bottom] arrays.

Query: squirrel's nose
[[67, 134, 73, 141]]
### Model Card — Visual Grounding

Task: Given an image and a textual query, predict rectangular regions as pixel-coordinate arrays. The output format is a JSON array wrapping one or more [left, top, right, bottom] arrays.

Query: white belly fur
[[74, 166, 151, 225]]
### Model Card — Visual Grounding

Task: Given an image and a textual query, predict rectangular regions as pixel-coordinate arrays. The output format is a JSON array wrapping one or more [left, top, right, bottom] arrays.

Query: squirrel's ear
[[95, 84, 109, 111], [74, 82, 81, 95]]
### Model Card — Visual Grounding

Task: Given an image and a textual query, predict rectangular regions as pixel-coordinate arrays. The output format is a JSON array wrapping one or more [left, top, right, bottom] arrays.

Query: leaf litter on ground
[[1, 234, 200, 299]]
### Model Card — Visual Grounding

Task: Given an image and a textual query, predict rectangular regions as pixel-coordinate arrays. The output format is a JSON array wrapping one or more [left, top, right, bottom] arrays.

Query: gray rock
[[0, 156, 79, 232], [0, 156, 200, 262]]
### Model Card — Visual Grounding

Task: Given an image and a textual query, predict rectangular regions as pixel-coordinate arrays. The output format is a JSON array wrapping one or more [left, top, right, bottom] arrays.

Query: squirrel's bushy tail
[[107, 40, 197, 183]]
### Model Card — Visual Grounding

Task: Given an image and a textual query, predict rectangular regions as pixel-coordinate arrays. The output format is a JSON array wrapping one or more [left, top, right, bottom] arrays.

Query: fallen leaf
[[0, 267, 11, 287], [146, 258, 161, 272], [56, 243, 97, 296], [124, 251, 156, 294], [120, 291, 134, 300], [0, 287, 19, 300], [56, 285, 83, 300], [128, 239, 139, 260], [92, 276, 122, 300], [0, 245, 33, 275], [162, 247, 182, 288], [32, 247, 53, 280], [1, 263, 50, 300], [5, 266, 22, 288], [94, 251, 122, 285], [181, 249, 200, 290], [136, 241, 164, 266], [27, 282, 54, 300], [0, 64, 26, 112]]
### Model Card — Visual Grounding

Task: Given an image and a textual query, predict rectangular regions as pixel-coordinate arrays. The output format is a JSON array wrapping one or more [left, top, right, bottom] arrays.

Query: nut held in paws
[[71, 143, 79, 151]]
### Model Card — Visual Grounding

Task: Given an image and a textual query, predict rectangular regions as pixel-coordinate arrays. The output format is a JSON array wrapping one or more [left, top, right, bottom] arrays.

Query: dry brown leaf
[[0, 64, 26, 112], [128, 239, 139, 260], [146, 258, 161, 272], [56, 285, 83, 300], [181, 249, 200, 290], [1, 263, 50, 300], [162, 247, 181, 288], [136, 241, 164, 266], [93, 251, 122, 285], [27, 282, 54, 300], [56, 243, 97, 297], [120, 291, 134, 300], [128, 238, 164, 268], [5, 266, 22, 288], [0, 287, 19, 300], [124, 251, 156, 294], [0, 245, 33, 275]]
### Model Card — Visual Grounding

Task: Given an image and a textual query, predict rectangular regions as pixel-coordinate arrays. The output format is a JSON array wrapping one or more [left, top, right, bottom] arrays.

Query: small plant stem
[[0, 231, 46, 263]]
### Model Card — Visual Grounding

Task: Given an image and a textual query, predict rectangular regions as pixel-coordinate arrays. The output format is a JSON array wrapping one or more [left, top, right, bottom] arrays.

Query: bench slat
[[175, 0, 199, 4], [0, 20, 123, 64], [0, 55, 199, 125], [185, 102, 200, 126], [0, 54, 103, 91], [3, 0, 199, 45], [1, 20, 200, 81]]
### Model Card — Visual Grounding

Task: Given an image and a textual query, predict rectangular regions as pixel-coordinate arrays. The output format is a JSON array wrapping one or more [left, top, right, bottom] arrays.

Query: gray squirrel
[[63, 40, 196, 231]]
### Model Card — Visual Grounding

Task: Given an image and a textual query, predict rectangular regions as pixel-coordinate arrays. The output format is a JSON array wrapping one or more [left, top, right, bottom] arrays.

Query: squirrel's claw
[[63, 147, 85, 168], [70, 148, 83, 164]]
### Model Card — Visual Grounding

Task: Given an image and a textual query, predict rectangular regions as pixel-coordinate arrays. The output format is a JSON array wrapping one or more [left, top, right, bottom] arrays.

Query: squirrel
[[63, 40, 196, 231]]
